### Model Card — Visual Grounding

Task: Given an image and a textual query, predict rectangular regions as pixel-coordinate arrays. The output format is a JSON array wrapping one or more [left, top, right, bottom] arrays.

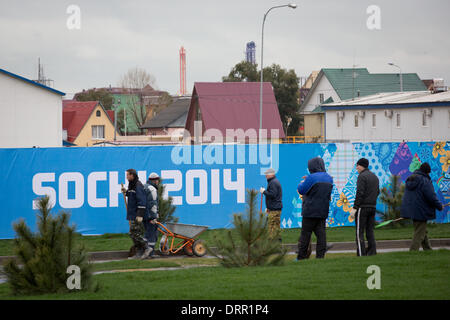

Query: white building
[[300, 68, 427, 113], [323, 91, 450, 143], [0, 68, 65, 148]]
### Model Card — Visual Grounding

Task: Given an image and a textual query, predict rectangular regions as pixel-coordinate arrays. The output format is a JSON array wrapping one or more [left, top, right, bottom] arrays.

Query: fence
[[0, 141, 448, 238]]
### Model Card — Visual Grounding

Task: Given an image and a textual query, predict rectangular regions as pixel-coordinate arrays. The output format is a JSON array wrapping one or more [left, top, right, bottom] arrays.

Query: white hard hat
[[148, 172, 160, 180]]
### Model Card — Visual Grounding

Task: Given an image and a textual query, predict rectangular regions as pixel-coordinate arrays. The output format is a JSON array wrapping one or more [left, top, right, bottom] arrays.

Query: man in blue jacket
[[296, 157, 333, 259], [401, 163, 443, 251], [143, 172, 160, 258], [122, 169, 152, 259]]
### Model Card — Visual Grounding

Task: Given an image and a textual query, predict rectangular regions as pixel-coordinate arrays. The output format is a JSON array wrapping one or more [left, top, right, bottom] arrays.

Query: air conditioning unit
[[337, 111, 345, 119], [384, 110, 393, 118]]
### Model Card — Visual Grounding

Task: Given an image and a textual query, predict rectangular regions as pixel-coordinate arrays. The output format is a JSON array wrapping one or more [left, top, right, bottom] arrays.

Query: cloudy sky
[[1, 0, 449, 98]]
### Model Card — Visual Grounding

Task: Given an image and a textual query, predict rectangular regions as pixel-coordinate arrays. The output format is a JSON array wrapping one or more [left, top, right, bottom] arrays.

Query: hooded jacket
[[263, 176, 283, 211], [353, 168, 380, 210], [144, 180, 159, 221], [297, 157, 333, 219], [401, 170, 442, 221]]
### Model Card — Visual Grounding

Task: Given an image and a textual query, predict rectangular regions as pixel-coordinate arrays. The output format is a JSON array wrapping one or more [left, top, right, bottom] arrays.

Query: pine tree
[[378, 175, 407, 227], [3, 196, 97, 295], [157, 181, 178, 224], [210, 189, 286, 267]]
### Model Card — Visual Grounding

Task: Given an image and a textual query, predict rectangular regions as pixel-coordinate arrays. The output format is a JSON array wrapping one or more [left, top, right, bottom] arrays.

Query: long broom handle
[[260, 192, 263, 213]]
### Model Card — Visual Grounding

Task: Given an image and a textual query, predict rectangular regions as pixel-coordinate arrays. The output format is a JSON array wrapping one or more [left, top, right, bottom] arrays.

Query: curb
[[1, 238, 449, 264]]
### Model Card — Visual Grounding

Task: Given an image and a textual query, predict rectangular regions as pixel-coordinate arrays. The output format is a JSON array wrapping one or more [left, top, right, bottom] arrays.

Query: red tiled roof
[[186, 82, 285, 139], [62, 100, 113, 142], [107, 110, 115, 125]]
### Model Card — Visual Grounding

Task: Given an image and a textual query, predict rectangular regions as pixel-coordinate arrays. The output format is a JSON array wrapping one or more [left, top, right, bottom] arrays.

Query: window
[[371, 113, 376, 128], [196, 105, 202, 121], [396, 113, 401, 128], [96, 110, 101, 117], [422, 110, 428, 127], [319, 93, 324, 104], [337, 113, 341, 128], [354, 113, 359, 128], [92, 125, 105, 140]]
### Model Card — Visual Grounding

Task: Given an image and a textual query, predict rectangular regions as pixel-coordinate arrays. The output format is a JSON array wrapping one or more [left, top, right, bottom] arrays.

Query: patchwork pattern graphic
[[287, 141, 450, 228], [327, 143, 359, 193]]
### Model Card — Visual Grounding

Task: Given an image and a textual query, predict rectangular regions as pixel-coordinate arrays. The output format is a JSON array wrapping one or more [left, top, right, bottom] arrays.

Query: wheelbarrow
[[156, 221, 209, 257]]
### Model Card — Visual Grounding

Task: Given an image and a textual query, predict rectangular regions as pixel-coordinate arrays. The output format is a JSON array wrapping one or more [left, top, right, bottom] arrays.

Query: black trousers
[[355, 207, 377, 256], [297, 217, 327, 259]]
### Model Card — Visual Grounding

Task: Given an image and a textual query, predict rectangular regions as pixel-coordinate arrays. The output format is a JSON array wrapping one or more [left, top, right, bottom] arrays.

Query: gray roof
[[324, 90, 450, 107], [141, 96, 191, 129]]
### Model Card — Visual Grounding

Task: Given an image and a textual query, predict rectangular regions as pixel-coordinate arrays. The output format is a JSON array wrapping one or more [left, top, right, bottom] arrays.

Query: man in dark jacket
[[143, 172, 160, 258], [350, 158, 379, 256], [260, 168, 282, 240], [122, 169, 152, 259], [401, 163, 443, 251], [296, 157, 333, 259]]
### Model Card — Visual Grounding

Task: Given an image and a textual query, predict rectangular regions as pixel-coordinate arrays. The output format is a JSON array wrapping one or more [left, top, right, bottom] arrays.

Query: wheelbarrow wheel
[[183, 242, 194, 256], [159, 235, 170, 256], [192, 240, 207, 257]]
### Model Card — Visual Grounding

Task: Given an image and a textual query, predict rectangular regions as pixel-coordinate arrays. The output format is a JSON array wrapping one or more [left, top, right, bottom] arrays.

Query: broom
[[122, 183, 137, 257], [376, 203, 449, 229], [375, 217, 404, 229]]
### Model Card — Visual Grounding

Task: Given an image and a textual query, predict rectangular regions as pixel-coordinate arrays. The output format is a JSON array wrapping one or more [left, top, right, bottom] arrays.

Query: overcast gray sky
[[1, 0, 449, 98]]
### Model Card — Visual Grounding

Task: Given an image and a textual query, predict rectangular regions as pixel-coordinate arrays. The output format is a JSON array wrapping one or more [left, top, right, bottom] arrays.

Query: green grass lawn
[[1, 223, 449, 257], [1, 250, 448, 300]]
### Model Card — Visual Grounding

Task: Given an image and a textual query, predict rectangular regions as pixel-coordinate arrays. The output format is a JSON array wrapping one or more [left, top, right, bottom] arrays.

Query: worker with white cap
[[142, 172, 161, 259], [260, 168, 283, 240]]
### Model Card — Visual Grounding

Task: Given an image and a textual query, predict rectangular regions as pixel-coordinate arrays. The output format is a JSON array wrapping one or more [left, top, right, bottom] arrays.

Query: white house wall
[[325, 106, 450, 142], [0, 74, 62, 148], [302, 76, 341, 113]]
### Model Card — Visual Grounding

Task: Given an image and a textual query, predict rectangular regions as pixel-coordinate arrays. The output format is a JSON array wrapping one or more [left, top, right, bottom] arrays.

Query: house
[[299, 68, 428, 142], [184, 82, 285, 143], [299, 70, 319, 105], [322, 90, 450, 142], [74, 85, 170, 134], [140, 96, 191, 137], [63, 100, 117, 146], [0, 68, 65, 148]]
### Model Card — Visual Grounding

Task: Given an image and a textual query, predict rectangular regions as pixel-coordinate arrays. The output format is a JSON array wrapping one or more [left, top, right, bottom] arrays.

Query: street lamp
[[259, 3, 297, 134], [388, 62, 403, 92]]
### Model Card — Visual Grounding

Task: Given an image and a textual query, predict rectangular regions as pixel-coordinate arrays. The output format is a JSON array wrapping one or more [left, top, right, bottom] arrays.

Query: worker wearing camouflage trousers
[[267, 210, 281, 239], [260, 168, 283, 241], [129, 220, 147, 250]]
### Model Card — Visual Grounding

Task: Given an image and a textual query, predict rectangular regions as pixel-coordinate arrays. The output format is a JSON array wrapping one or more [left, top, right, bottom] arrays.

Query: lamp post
[[388, 62, 403, 92], [259, 3, 297, 134]]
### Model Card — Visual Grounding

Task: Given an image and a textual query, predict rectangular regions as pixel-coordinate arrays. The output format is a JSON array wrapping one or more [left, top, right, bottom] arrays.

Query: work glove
[[150, 219, 157, 225], [121, 187, 127, 194], [136, 208, 145, 223], [349, 208, 357, 220], [260, 187, 265, 194]]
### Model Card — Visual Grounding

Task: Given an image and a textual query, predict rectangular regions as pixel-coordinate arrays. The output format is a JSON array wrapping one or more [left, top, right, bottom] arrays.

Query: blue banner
[[0, 141, 449, 239]]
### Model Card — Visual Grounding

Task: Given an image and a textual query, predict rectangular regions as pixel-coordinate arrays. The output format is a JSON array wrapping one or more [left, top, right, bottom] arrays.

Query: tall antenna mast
[[34, 57, 54, 88], [179, 46, 186, 95]]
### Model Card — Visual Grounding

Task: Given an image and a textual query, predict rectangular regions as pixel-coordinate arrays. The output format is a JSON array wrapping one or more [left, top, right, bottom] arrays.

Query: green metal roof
[[311, 105, 324, 113], [322, 68, 427, 101]]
